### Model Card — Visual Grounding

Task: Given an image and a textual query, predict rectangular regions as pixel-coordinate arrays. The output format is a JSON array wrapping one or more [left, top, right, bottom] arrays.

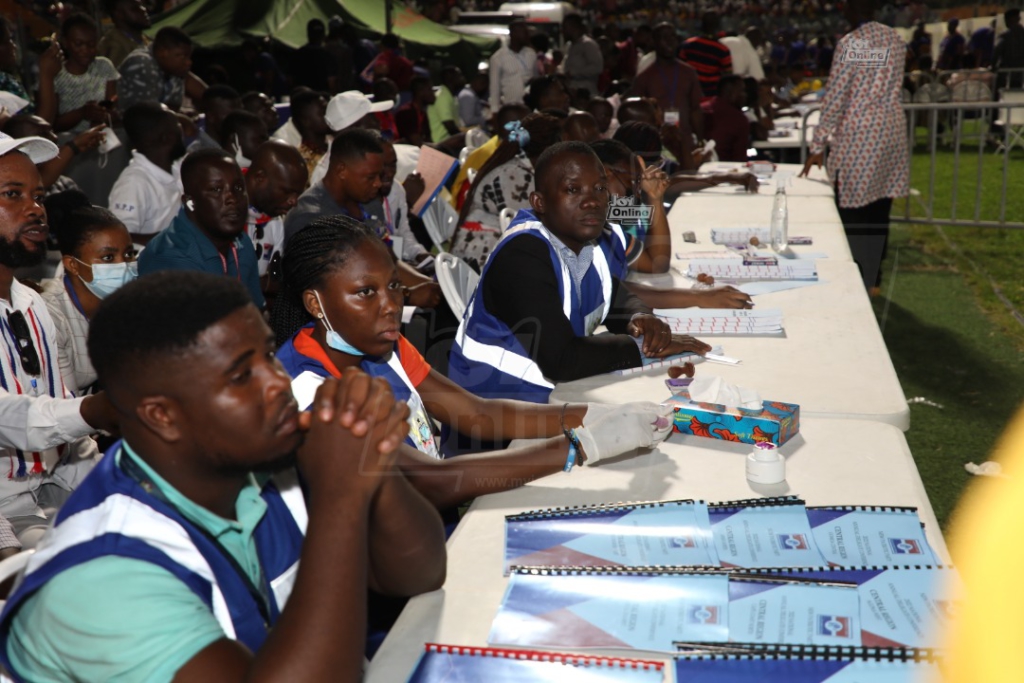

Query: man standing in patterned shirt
[[800, 0, 909, 291]]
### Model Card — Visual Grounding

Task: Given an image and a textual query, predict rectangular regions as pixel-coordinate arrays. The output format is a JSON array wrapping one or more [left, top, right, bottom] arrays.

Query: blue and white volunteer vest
[[277, 329, 440, 459], [447, 209, 627, 404], [0, 443, 307, 677]]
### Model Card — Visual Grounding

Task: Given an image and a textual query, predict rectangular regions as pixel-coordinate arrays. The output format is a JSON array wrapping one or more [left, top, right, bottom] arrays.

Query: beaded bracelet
[[563, 428, 580, 472]]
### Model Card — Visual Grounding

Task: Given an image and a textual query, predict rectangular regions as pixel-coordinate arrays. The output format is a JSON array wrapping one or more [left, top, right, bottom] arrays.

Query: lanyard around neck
[[218, 244, 241, 281]]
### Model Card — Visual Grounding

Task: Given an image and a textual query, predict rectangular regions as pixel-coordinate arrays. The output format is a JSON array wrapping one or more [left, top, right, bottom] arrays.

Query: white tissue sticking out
[[965, 461, 1006, 478], [688, 376, 762, 410]]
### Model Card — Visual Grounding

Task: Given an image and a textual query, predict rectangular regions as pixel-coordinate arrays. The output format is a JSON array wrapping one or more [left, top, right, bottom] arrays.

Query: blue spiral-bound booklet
[[488, 568, 860, 652], [805, 506, 939, 567], [734, 565, 961, 648], [672, 645, 941, 682], [503, 499, 718, 574], [405, 643, 665, 682], [709, 497, 824, 568]]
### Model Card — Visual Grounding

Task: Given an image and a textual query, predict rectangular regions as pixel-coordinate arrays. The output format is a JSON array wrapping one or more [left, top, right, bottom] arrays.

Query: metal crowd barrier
[[797, 100, 1024, 230]]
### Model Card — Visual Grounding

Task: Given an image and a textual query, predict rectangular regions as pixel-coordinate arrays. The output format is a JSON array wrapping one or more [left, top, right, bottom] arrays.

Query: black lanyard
[[120, 450, 273, 628]]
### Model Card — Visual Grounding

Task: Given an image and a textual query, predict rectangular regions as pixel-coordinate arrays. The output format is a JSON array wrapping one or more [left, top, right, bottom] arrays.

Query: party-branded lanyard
[[383, 196, 395, 235], [120, 450, 273, 628], [218, 244, 241, 282], [660, 61, 681, 106], [63, 274, 87, 317]]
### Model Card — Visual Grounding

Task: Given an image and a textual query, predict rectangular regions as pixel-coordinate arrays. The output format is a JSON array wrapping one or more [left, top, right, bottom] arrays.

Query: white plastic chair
[[420, 195, 459, 252], [435, 253, 480, 321], [498, 207, 515, 233], [994, 89, 1024, 154]]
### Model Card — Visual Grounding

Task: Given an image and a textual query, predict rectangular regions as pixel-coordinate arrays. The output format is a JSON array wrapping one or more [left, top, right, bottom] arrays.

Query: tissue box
[[664, 394, 800, 446]]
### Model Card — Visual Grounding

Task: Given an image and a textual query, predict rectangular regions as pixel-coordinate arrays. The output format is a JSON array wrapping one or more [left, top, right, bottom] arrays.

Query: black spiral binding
[[727, 564, 955, 577], [510, 565, 722, 577], [505, 498, 702, 523], [672, 642, 942, 663], [806, 504, 920, 514], [707, 495, 806, 514]]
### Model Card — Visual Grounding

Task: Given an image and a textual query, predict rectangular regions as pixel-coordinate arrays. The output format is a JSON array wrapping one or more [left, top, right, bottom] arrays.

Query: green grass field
[[876, 139, 1024, 532]]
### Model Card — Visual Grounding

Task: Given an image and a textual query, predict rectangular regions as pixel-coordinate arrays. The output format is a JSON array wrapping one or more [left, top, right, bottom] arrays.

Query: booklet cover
[[805, 506, 939, 567], [504, 500, 718, 574], [406, 644, 665, 683], [709, 500, 824, 568], [739, 566, 961, 648], [489, 570, 862, 652], [489, 571, 731, 651], [726, 577, 862, 646]]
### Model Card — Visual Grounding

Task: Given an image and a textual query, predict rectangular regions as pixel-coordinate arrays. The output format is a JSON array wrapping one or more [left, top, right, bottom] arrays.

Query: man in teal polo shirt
[[138, 149, 266, 308], [0, 271, 446, 681]]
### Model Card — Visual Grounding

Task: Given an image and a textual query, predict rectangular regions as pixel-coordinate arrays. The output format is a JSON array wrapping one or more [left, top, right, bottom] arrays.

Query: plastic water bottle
[[770, 184, 788, 252]]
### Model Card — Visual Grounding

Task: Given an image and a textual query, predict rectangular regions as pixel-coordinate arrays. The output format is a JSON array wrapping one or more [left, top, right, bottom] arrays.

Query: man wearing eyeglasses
[[0, 132, 119, 550]]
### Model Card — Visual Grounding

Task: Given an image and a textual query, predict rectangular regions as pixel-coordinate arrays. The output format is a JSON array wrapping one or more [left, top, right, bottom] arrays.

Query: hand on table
[[800, 151, 824, 178], [627, 313, 672, 356], [700, 285, 753, 309], [728, 171, 760, 193], [663, 334, 712, 358], [576, 402, 675, 464]]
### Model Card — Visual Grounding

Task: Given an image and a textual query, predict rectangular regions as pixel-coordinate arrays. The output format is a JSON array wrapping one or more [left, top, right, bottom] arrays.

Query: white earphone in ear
[[185, 199, 194, 211]]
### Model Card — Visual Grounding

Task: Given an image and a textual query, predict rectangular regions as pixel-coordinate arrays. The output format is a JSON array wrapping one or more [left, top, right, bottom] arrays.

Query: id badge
[[664, 108, 680, 125]]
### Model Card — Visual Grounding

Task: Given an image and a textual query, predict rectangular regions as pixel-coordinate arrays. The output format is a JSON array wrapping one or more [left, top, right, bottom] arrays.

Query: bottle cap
[[747, 442, 785, 484]]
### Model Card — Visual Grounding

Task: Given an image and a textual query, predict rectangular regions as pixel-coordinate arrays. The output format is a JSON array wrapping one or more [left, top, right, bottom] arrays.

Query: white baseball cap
[[0, 132, 59, 164], [325, 90, 395, 132]]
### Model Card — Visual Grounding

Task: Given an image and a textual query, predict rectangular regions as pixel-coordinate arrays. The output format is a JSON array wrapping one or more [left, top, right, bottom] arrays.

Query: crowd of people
[[0, 0, 1014, 677]]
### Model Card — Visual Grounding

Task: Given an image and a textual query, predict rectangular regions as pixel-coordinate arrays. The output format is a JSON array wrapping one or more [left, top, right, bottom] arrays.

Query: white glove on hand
[[576, 402, 675, 465]]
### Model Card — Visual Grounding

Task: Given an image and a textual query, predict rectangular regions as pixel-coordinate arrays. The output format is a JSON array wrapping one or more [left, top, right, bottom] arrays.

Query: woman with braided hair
[[450, 111, 563, 270], [272, 215, 675, 507]]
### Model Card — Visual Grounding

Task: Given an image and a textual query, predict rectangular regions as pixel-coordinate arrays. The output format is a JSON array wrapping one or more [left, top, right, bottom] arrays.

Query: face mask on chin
[[313, 290, 365, 357]]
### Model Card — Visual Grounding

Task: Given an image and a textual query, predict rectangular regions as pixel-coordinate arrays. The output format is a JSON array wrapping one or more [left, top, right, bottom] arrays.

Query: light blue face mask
[[75, 259, 138, 299], [313, 290, 365, 357]]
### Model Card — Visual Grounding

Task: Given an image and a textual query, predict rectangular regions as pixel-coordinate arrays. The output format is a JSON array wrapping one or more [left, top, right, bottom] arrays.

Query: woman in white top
[[41, 191, 137, 395], [451, 112, 563, 270], [38, 13, 119, 135]]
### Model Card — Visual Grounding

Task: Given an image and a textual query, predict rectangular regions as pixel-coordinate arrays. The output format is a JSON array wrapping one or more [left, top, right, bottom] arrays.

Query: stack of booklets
[[711, 228, 772, 245], [653, 309, 785, 336], [673, 644, 942, 682], [686, 259, 819, 282], [489, 497, 956, 657], [503, 497, 940, 572], [487, 564, 959, 652], [405, 643, 665, 682], [610, 345, 726, 375]]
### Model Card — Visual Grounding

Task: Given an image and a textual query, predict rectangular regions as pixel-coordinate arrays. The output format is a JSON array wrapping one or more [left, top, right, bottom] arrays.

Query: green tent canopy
[[150, 0, 496, 51]]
